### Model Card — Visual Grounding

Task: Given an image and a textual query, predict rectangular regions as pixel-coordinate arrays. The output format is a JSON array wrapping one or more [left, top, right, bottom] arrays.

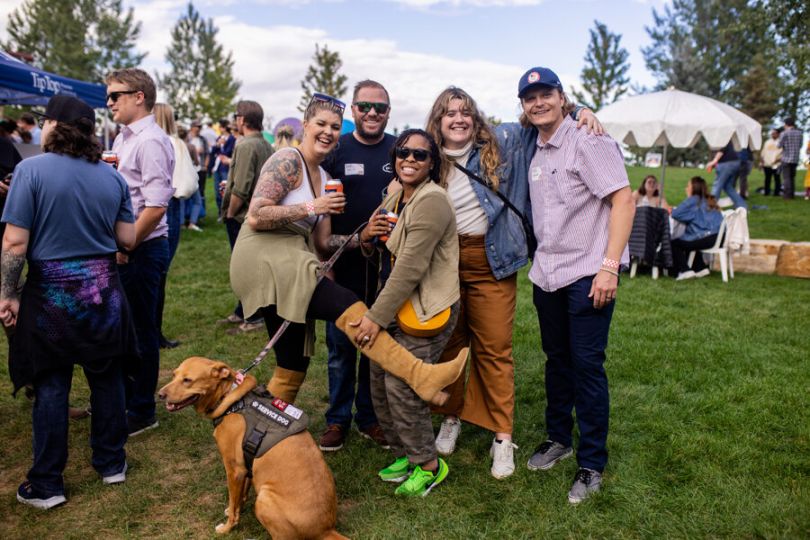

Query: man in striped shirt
[[517, 67, 635, 504]]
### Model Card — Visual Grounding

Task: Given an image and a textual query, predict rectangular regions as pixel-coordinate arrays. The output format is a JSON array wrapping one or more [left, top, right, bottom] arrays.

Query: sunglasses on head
[[354, 101, 389, 114], [106, 90, 139, 103], [395, 147, 430, 162], [309, 93, 346, 114]]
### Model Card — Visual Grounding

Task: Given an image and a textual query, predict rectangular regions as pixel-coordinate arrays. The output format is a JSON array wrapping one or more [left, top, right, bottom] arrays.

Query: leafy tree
[[157, 2, 240, 122], [572, 21, 630, 111], [759, 0, 809, 123], [5, 0, 144, 82], [737, 53, 779, 127], [642, 0, 769, 101], [298, 44, 348, 112]]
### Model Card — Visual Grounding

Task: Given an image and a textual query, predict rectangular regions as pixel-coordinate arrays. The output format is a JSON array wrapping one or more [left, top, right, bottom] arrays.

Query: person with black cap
[[505, 67, 634, 504], [0, 95, 137, 509]]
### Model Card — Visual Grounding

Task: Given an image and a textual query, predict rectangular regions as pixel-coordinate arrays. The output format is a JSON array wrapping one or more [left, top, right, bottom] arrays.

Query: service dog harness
[[213, 386, 309, 477]]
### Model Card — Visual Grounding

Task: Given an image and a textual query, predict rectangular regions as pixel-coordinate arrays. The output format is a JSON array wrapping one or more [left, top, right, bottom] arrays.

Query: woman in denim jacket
[[425, 87, 599, 479]]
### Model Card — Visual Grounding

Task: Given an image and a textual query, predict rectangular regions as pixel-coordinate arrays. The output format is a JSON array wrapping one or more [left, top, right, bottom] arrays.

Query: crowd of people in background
[[0, 62, 806, 514]]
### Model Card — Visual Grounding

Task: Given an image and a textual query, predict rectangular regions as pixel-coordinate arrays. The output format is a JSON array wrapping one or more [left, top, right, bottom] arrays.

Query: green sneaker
[[394, 458, 448, 497], [378, 456, 410, 483]]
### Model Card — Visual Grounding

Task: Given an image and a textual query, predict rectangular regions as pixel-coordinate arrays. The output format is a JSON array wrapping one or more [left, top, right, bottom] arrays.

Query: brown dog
[[158, 356, 348, 539]]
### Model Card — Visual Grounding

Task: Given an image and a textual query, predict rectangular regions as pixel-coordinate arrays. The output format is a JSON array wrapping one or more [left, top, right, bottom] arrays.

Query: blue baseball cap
[[517, 67, 563, 98]]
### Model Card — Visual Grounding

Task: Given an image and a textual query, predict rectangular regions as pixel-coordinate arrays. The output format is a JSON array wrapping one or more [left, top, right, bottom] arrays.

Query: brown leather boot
[[266, 367, 307, 403], [335, 302, 468, 406]]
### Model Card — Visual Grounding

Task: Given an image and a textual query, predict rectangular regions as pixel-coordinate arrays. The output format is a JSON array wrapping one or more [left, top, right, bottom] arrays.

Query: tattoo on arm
[[324, 234, 359, 255], [248, 150, 308, 229], [0, 250, 25, 300]]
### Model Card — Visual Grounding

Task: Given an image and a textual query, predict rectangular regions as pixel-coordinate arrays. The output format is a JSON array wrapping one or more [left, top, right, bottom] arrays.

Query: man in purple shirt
[[517, 67, 634, 504], [105, 68, 175, 437]]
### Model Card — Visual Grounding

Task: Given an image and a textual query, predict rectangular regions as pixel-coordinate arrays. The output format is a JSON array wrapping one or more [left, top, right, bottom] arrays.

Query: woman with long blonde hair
[[424, 87, 527, 479], [424, 86, 602, 479], [152, 102, 196, 348]]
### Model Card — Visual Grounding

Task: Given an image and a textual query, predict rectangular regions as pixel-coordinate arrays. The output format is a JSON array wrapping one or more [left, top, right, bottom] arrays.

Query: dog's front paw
[[215, 522, 233, 534]]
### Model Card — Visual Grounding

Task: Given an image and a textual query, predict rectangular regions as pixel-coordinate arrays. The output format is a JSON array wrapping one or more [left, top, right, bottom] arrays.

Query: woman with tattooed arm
[[229, 94, 466, 405]]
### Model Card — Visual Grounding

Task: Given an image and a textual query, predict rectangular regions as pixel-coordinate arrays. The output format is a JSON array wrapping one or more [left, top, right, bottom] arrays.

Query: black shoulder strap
[[453, 162, 537, 257]]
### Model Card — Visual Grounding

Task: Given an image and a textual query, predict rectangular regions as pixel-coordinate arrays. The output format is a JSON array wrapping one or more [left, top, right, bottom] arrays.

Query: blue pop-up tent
[[0, 51, 106, 108]]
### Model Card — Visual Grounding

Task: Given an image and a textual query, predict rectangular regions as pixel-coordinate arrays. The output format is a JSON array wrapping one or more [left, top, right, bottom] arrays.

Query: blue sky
[[1, 0, 669, 128]]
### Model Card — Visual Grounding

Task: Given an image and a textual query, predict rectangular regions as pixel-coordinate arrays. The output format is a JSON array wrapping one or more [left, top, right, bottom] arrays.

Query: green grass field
[[0, 167, 808, 539]]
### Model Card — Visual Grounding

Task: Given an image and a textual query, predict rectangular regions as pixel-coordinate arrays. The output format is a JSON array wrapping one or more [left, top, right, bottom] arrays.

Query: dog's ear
[[210, 363, 232, 380]]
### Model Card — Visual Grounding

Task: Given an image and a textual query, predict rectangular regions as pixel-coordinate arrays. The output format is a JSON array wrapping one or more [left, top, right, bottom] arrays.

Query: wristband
[[602, 257, 620, 270], [305, 201, 316, 217], [600, 267, 619, 277]]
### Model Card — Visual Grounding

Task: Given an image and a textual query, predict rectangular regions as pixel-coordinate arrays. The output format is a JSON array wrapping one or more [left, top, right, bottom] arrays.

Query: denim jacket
[[463, 133, 531, 280]]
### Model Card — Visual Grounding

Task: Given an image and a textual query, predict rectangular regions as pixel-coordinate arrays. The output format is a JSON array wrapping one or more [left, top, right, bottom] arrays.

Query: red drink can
[[325, 179, 344, 193], [102, 151, 118, 169], [325, 179, 344, 213], [379, 211, 398, 242]]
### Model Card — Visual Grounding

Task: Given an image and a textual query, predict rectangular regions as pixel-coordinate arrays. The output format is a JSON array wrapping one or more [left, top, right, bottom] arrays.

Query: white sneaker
[[102, 462, 127, 485], [695, 268, 710, 278], [435, 417, 461, 456], [676, 270, 696, 281], [489, 438, 518, 479]]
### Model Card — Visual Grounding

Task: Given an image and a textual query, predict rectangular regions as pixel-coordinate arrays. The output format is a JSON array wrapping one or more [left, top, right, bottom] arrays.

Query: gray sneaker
[[527, 440, 573, 471], [567, 467, 602, 504]]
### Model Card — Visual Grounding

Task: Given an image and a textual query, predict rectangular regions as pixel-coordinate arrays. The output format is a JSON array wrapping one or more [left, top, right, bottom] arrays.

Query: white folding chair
[[687, 208, 746, 283]]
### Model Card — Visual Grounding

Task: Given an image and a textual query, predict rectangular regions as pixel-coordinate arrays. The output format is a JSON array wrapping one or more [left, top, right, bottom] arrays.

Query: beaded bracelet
[[602, 257, 620, 270], [305, 201, 316, 217]]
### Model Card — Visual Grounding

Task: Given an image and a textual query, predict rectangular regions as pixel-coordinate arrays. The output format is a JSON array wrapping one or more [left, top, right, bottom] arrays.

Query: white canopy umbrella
[[598, 88, 762, 203]]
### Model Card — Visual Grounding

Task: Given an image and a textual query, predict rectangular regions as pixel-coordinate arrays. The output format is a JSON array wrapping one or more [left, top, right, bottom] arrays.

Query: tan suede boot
[[335, 301, 468, 406], [266, 367, 307, 403]]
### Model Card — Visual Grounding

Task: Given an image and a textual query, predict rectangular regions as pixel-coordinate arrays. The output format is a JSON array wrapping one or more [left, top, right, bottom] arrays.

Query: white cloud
[[128, 0, 560, 129]]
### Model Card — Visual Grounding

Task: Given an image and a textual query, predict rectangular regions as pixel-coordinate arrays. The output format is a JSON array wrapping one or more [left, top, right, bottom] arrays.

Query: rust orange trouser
[[432, 235, 516, 434]]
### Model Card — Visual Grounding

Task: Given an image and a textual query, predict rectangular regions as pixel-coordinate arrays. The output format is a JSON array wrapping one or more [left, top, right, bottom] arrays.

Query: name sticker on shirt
[[345, 163, 364, 176], [531, 166, 542, 182]]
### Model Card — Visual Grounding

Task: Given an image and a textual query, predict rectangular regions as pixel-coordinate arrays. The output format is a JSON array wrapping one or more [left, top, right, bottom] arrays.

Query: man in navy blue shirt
[[318, 80, 395, 451]]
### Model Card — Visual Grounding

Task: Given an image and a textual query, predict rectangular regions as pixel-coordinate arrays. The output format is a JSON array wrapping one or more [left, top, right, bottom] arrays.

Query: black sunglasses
[[354, 101, 389, 114], [309, 92, 346, 114], [106, 90, 139, 103], [395, 147, 430, 162]]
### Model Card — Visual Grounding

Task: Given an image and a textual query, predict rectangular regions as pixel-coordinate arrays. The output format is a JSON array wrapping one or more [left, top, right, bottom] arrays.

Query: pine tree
[[5, 0, 144, 82], [737, 53, 779, 128], [298, 44, 348, 112], [572, 21, 630, 111], [157, 2, 240, 122]]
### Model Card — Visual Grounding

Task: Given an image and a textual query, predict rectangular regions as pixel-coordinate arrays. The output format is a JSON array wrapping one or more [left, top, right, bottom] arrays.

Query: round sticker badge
[[527, 72, 540, 83]]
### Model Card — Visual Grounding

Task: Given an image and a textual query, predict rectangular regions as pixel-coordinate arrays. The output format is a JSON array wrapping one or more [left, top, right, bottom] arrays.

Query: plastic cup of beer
[[102, 151, 118, 169]]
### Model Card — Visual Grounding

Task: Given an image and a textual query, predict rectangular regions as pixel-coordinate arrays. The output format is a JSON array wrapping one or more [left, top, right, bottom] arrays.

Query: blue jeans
[[712, 160, 747, 209], [119, 238, 170, 421], [532, 277, 614, 472], [28, 363, 127, 496], [325, 322, 378, 430], [166, 198, 182, 263], [181, 189, 203, 226], [213, 168, 228, 212]]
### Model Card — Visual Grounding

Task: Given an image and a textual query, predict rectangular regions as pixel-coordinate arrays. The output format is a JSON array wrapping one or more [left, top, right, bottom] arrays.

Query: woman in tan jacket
[[353, 129, 461, 497]]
